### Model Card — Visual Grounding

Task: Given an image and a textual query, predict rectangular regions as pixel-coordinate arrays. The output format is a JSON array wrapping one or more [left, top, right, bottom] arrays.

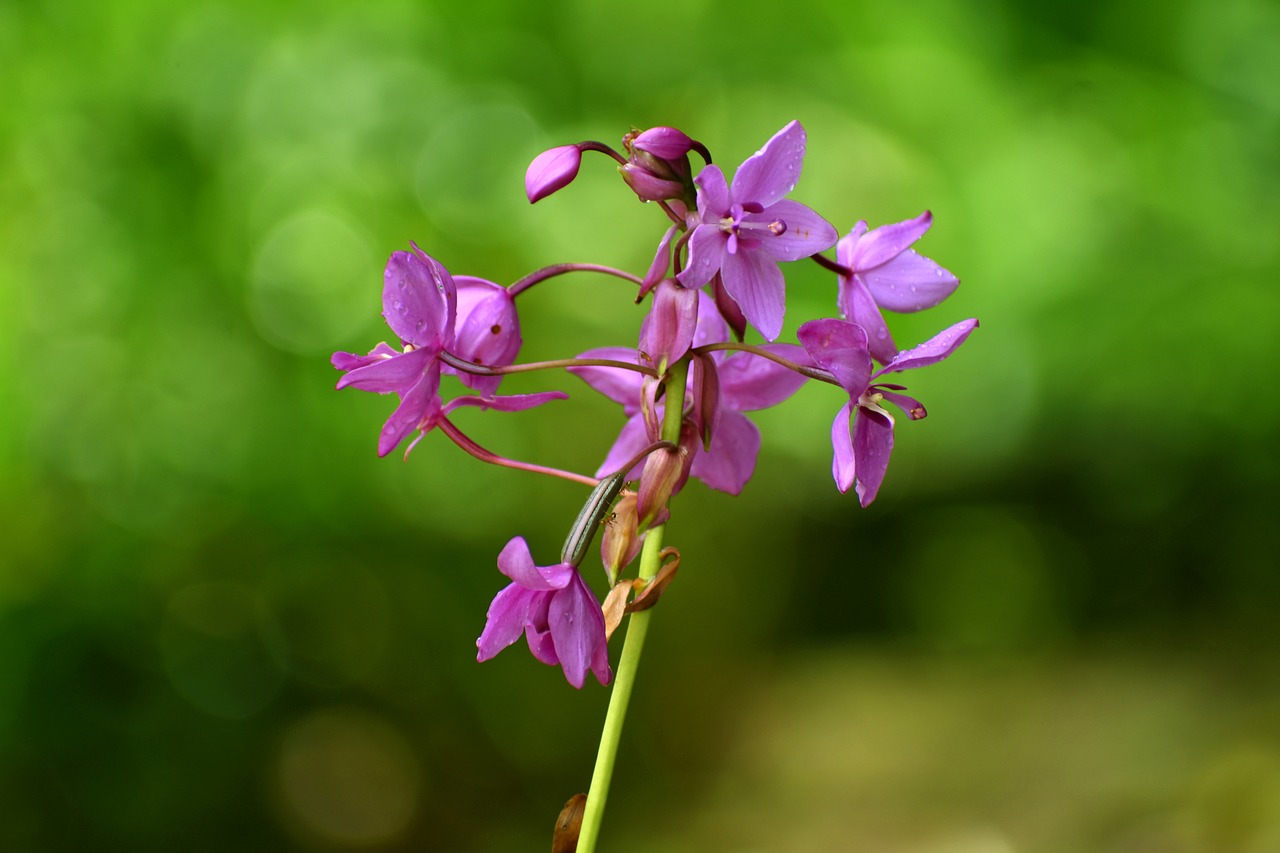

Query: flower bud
[[636, 444, 684, 529], [525, 145, 582, 203], [600, 491, 643, 582], [691, 353, 721, 451], [639, 279, 698, 375], [619, 163, 686, 202], [631, 126, 694, 161]]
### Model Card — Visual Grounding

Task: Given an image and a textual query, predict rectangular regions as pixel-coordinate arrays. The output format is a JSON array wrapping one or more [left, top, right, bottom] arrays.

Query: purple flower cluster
[[333, 121, 978, 687]]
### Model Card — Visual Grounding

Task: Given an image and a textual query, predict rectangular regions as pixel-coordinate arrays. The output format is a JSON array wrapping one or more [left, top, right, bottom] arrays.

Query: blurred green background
[[3, 0, 1279, 850]]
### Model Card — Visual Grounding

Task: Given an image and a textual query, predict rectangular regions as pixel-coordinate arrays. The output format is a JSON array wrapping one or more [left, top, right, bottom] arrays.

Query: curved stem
[[437, 417, 598, 487], [577, 359, 688, 852], [691, 341, 839, 385], [507, 263, 641, 298], [809, 251, 851, 277], [440, 351, 657, 379]]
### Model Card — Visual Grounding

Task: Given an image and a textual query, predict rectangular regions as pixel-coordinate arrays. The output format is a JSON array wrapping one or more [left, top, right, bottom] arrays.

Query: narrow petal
[[376, 362, 440, 457], [849, 211, 932, 271], [335, 346, 432, 393], [860, 251, 959, 313], [677, 224, 726, 289], [878, 389, 927, 420], [332, 342, 399, 373], [720, 248, 786, 341], [853, 407, 895, 507], [476, 583, 542, 661], [692, 164, 731, 218], [730, 120, 806, 208], [638, 224, 678, 298], [718, 345, 809, 411], [837, 274, 897, 365], [549, 573, 612, 688], [753, 200, 838, 261], [690, 410, 760, 495], [496, 537, 574, 590], [382, 249, 455, 348], [797, 319, 872, 397], [830, 402, 856, 493], [876, 318, 979, 376], [566, 347, 645, 410]]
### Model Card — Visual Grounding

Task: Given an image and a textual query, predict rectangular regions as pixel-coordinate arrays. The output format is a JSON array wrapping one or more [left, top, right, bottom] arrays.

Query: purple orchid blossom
[[835, 211, 960, 364], [798, 317, 978, 507], [677, 121, 837, 341], [332, 246, 532, 457], [476, 536, 613, 689]]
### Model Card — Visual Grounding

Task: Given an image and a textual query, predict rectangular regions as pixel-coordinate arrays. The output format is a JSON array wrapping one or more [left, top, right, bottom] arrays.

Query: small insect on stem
[[560, 469, 628, 568]]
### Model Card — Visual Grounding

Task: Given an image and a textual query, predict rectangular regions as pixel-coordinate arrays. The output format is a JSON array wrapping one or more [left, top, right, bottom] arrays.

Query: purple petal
[[853, 407, 895, 507], [830, 402, 856, 493], [677, 224, 726, 290], [451, 285, 522, 397], [837, 222, 868, 271], [718, 345, 809, 411], [525, 145, 581, 203], [720, 248, 786, 341], [549, 572, 612, 688], [879, 389, 927, 420], [335, 346, 432, 393], [730, 120, 806, 208], [566, 347, 644, 410], [692, 164, 731, 217], [797, 319, 872, 397], [876, 318, 979, 376], [850, 210, 932, 271], [523, 594, 558, 665], [754, 200, 838, 261], [496, 537, 574, 590], [382, 248, 456, 349], [690, 410, 760, 495], [836, 274, 897, 365], [332, 342, 399, 372], [594, 414, 650, 480], [859, 251, 959, 313], [476, 583, 543, 662], [376, 362, 441, 457], [638, 224, 678, 298]]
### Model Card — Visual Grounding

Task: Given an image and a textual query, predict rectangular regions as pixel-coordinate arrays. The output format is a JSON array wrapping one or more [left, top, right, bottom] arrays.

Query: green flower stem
[[576, 359, 688, 852]]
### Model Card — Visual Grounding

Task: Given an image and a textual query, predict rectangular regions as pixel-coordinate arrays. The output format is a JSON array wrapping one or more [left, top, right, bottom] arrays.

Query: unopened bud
[[691, 353, 721, 451], [619, 163, 686, 202], [600, 491, 643, 583], [639, 279, 698, 375], [525, 145, 582, 203], [637, 444, 685, 528], [631, 126, 695, 161]]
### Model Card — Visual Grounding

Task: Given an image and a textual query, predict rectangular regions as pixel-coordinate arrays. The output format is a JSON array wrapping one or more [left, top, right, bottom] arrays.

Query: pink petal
[[382, 248, 455, 349], [754, 200, 838, 261], [830, 402, 856, 493], [730, 120, 806, 208], [594, 414, 650, 480], [451, 287, 522, 397], [852, 407, 895, 507], [849, 211, 932, 270], [876, 318, 979, 376], [859, 251, 959, 313], [677, 224, 727, 290], [836, 275, 897, 365], [496, 537, 573, 590], [690, 410, 760, 495], [718, 345, 809, 411], [376, 363, 441, 457], [475, 583, 541, 661], [549, 573, 612, 688], [692, 164, 731, 217], [720, 248, 786, 341], [335, 346, 432, 393], [797, 319, 872, 397], [566, 347, 645, 410], [332, 342, 399, 372]]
